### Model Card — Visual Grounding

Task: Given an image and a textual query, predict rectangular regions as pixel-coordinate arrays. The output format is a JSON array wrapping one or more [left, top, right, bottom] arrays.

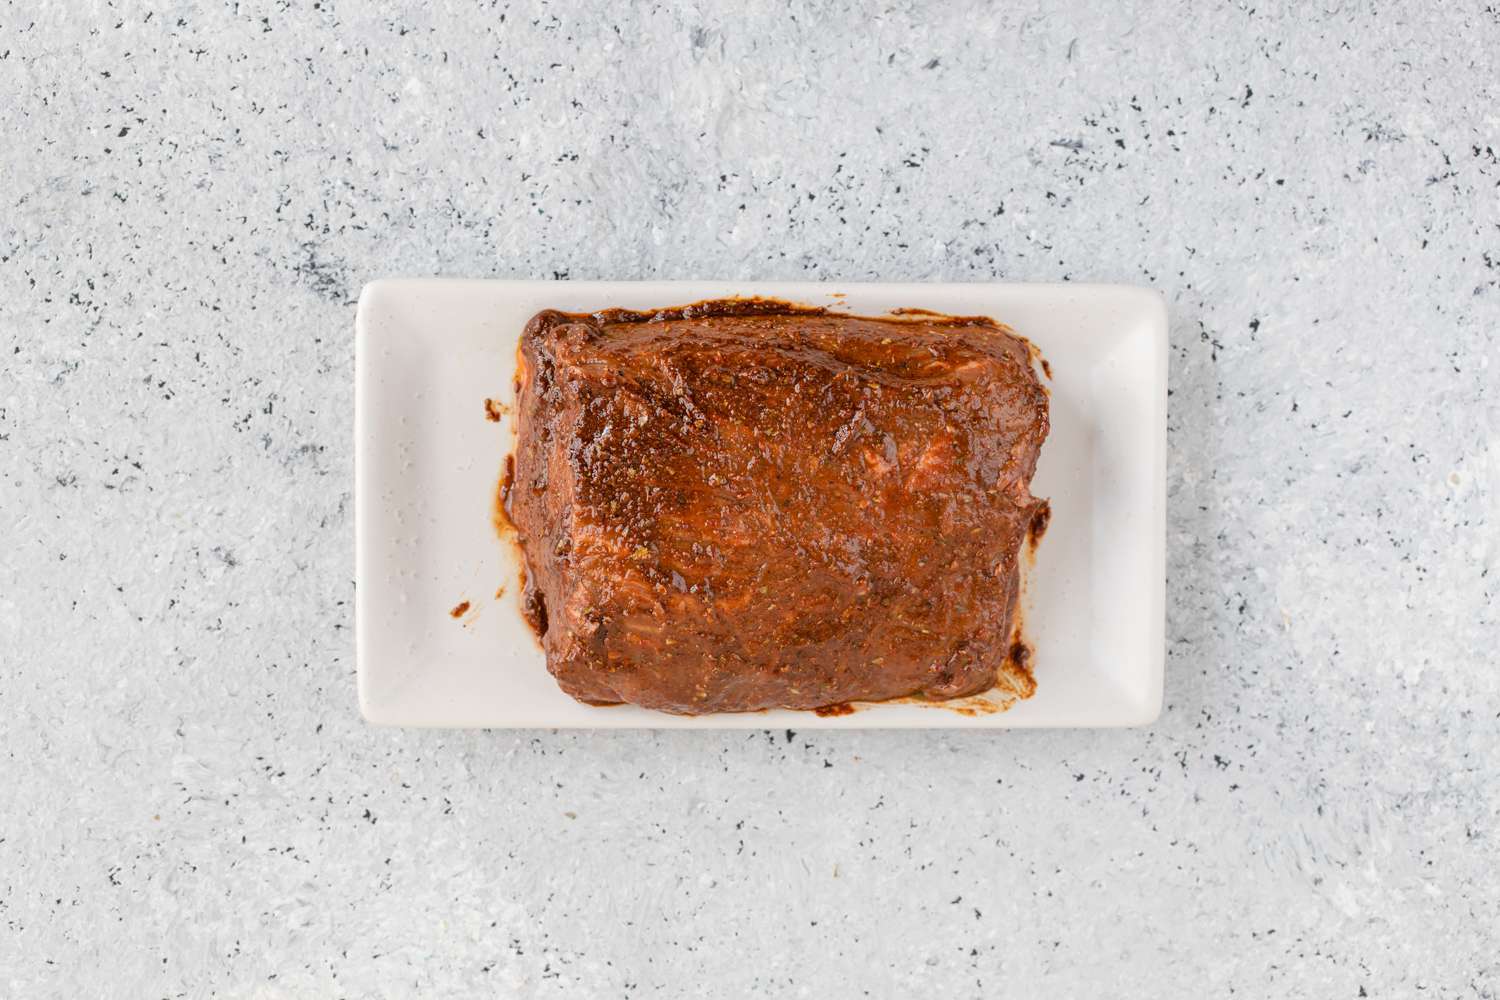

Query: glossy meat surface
[[507, 302, 1050, 715]]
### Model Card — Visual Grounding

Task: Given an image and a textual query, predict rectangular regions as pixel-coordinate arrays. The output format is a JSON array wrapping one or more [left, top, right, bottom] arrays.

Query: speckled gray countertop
[[2, 2, 1497, 997]]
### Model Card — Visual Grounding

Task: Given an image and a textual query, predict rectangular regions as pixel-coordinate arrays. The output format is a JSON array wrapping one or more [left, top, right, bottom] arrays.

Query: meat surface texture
[[507, 301, 1051, 715]]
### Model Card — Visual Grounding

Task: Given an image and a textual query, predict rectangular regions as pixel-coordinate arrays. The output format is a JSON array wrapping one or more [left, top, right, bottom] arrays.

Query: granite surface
[[2, 1, 1498, 996]]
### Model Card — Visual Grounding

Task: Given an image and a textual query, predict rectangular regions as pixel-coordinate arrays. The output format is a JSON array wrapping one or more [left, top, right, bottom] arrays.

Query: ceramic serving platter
[[355, 280, 1166, 728]]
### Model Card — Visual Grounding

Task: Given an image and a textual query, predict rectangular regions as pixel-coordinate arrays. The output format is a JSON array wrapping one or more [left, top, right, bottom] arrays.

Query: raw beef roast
[[506, 301, 1050, 715]]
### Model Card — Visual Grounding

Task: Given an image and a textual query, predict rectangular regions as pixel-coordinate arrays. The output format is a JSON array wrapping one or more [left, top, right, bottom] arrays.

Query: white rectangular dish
[[355, 280, 1166, 728]]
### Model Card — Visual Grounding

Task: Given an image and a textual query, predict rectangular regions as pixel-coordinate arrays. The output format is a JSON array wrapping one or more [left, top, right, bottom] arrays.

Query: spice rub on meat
[[506, 300, 1050, 715]]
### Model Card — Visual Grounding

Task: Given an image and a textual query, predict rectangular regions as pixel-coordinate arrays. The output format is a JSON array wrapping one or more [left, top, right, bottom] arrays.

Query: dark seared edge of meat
[[507, 300, 1050, 715]]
